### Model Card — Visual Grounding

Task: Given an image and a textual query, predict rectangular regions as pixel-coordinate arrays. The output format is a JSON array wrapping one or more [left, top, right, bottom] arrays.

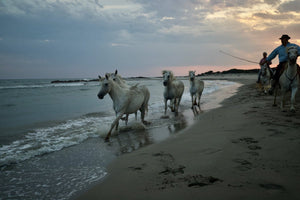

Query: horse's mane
[[286, 46, 297, 52]]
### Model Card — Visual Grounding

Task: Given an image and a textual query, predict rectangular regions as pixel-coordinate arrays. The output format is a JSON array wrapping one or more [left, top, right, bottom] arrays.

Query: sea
[[0, 77, 241, 200]]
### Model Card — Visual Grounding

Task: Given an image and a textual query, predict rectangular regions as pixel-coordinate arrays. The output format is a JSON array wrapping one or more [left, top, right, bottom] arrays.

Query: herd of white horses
[[98, 46, 299, 141], [97, 70, 204, 140]]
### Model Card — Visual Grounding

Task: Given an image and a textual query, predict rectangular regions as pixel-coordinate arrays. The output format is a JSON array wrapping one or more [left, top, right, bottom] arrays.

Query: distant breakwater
[[51, 79, 99, 83], [50, 68, 261, 83]]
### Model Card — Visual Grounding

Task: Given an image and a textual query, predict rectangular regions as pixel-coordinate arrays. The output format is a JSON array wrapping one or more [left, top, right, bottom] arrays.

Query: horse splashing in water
[[274, 46, 299, 112], [259, 63, 272, 94], [97, 74, 150, 140], [106, 70, 140, 124], [162, 70, 184, 116], [188, 71, 204, 114]]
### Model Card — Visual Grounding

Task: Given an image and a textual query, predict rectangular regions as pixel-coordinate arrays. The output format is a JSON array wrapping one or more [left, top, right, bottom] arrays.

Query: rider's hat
[[279, 34, 290, 40]]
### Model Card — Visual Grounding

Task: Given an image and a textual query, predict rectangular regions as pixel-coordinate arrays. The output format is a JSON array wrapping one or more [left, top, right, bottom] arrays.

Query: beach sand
[[76, 74, 300, 200]]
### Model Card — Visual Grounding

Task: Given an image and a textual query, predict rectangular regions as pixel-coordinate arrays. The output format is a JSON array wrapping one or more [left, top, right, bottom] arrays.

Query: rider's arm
[[266, 47, 279, 62]]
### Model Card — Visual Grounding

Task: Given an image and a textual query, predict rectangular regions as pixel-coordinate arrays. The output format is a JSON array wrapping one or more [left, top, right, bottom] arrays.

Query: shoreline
[[76, 74, 300, 200]]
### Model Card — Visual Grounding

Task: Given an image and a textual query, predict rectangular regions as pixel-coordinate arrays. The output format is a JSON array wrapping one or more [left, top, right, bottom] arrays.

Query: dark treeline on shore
[[198, 68, 259, 76]]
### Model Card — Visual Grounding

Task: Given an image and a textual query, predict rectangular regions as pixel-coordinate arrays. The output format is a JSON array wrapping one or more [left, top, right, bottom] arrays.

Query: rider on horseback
[[257, 52, 272, 83], [262, 34, 300, 94]]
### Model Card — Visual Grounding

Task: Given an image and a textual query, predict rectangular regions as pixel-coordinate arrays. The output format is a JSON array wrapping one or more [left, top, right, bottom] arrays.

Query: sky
[[0, 0, 299, 79]]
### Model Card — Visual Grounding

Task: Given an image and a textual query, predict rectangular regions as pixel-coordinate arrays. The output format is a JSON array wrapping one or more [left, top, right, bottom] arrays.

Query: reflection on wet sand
[[106, 111, 192, 156]]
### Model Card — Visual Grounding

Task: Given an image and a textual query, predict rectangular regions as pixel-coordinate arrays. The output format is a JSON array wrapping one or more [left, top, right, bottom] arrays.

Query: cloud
[[0, 0, 300, 78], [278, 0, 300, 12]]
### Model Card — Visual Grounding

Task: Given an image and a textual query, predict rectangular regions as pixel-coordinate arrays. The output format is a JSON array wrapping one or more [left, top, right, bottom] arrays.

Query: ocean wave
[[0, 116, 108, 166], [0, 82, 99, 90]]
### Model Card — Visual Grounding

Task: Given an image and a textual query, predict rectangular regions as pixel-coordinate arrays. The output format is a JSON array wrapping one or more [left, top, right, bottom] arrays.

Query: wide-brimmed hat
[[279, 34, 290, 40]]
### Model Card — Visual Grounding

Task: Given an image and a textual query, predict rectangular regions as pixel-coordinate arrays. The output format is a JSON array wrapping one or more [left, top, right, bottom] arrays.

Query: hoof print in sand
[[128, 163, 146, 171], [233, 158, 253, 171], [259, 183, 285, 191], [248, 145, 262, 150], [186, 175, 222, 188], [232, 137, 258, 144], [159, 165, 185, 176]]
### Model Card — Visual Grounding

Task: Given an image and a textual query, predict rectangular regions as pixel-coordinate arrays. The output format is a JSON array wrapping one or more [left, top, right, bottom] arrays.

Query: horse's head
[[97, 74, 112, 99], [287, 46, 298, 64], [162, 70, 173, 86], [189, 71, 196, 81], [260, 63, 267, 76]]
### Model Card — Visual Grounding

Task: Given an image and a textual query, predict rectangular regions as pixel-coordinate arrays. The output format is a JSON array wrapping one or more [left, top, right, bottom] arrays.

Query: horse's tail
[[140, 85, 150, 116], [145, 88, 150, 116]]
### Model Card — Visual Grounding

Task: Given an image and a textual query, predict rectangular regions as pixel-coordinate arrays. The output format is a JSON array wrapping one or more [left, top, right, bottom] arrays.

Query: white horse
[[188, 71, 204, 112], [162, 70, 184, 115], [274, 46, 299, 112], [259, 63, 272, 94], [106, 70, 139, 124], [97, 74, 150, 140]]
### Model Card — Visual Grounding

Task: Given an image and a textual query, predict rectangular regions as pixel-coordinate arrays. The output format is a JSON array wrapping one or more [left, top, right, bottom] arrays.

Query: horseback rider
[[263, 34, 300, 94], [257, 52, 271, 83]]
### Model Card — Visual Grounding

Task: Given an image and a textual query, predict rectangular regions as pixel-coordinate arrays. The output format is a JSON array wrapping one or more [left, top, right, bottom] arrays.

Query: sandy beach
[[76, 74, 300, 200]]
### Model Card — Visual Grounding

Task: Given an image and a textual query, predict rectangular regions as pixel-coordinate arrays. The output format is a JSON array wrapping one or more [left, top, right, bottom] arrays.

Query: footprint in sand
[[152, 151, 222, 190], [231, 137, 258, 145], [259, 183, 285, 191], [128, 163, 147, 171], [233, 158, 253, 171], [248, 145, 262, 150], [231, 137, 262, 151]]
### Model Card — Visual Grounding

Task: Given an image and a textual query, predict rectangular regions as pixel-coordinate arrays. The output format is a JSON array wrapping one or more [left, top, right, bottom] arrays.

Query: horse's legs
[[190, 94, 194, 108], [198, 93, 202, 111], [164, 99, 168, 115], [290, 87, 298, 112], [105, 113, 123, 141], [125, 114, 129, 125], [140, 108, 145, 122], [175, 97, 182, 115], [273, 86, 278, 107], [116, 120, 119, 130], [280, 89, 287, 111], [171, 99, 176, 112]]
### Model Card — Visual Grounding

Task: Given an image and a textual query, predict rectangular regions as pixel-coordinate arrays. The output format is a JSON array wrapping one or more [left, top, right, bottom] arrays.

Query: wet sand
[[76, 74, 300, 200]]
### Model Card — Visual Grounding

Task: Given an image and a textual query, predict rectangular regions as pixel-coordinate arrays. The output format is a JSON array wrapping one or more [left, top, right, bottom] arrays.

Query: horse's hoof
[[161, 115, 169, 119], [142, 120, 151, 125], [272, 104, 277, 107], [104, 137, 110, 142], [290, 108, 296, 113]]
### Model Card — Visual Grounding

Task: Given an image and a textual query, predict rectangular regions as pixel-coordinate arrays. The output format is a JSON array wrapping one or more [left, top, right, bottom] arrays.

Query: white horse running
[[162, 70, 184, 115], [107, 70, 139, 123], [259, 63, 272, 94], [97, 74, 150, 140], [274, 46, 299, 112], [188, 71, 204, 112]]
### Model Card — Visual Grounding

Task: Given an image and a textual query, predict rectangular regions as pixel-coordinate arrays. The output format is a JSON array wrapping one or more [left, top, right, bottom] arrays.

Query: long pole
[[219, 50, 258, 64]]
